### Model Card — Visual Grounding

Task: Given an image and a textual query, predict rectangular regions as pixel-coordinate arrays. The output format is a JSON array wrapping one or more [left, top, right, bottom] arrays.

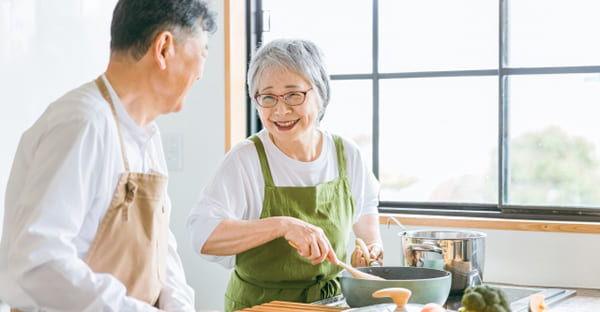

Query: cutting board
[[237, 300, 347, 311]]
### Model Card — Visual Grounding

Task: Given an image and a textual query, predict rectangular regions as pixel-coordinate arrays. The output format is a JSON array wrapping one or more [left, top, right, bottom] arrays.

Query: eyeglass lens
[[258, 91, 306, 107]]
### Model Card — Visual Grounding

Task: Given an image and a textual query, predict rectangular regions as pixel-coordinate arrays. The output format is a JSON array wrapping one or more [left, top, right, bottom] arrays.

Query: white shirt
[[187, 129, 380, 269], [0, 75, 194, 312]]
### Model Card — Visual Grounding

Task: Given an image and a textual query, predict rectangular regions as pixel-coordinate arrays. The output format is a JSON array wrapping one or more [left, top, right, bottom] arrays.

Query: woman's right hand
[[283, 217, 338, 266]]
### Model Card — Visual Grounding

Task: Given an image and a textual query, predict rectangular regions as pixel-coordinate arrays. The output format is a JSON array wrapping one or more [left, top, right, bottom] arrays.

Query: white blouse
[[187, 129, 380, 269], [0, 75, 194, 312]]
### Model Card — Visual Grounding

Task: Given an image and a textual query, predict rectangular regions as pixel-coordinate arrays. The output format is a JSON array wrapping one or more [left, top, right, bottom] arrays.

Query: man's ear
[[153, 31, 175, 70]]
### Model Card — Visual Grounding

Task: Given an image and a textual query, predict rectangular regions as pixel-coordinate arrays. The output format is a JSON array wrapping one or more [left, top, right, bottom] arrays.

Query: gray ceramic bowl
[[339, 266, 451, 307]]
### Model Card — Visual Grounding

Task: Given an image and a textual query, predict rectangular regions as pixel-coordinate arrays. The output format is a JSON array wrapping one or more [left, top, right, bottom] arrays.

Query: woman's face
[[255, 68, 321, 145]]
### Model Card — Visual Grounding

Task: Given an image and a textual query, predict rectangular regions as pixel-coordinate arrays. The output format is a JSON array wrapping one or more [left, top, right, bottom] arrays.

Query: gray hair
[[110, 0, 217, 60], [247, 39, 331, 121]]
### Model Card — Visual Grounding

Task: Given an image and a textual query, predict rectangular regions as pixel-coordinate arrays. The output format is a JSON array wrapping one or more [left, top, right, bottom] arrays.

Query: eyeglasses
[[254, 88, 313, 108]]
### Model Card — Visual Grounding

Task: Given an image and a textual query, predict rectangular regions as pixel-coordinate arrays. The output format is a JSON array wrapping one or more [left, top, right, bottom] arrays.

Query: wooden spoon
[[288, 241, 385, 280], [336, 260, 385, 280], [355, 237, 379, 266]]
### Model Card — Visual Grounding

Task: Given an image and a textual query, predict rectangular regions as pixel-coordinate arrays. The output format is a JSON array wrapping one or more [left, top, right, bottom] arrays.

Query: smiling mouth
[[273, 119, 299, 130]]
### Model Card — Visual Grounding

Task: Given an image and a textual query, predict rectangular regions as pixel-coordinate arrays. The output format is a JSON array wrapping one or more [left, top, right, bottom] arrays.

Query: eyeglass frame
[[253, 88, 313, 108]]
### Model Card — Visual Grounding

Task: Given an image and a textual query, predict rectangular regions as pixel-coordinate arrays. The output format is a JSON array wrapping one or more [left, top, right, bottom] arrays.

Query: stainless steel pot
[[339, 267, 451, 307], [400, 230, 486, 293]]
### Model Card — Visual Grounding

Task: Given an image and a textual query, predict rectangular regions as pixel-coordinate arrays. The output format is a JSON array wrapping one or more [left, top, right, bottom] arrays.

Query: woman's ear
[[153, 31, 175, 70]]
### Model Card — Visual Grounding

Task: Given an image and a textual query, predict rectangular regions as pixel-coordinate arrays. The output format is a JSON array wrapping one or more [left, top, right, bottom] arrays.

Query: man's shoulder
[[21, 80, 113, 143], [44, 80, 112, 126]]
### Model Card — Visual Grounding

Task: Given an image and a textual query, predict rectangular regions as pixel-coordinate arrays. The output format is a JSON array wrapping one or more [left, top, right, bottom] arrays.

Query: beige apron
[[12, 76, 169, 311]]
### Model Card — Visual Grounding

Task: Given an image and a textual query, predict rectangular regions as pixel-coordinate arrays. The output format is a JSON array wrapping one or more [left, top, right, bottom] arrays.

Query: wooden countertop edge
[[379, 213, 600, 234]]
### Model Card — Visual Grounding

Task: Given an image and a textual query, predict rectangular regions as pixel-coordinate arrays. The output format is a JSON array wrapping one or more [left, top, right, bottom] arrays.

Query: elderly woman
[[187, 38, 383, 311]]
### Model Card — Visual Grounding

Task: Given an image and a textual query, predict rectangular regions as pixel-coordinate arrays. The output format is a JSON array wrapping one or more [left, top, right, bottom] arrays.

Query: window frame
[[247, 0, 600, 223]]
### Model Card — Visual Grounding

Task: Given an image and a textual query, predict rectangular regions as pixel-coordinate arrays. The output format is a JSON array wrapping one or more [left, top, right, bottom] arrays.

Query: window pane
[[507, 0, 600, 67], [379, 0, 498, 72], [262, 0, 372, 75], [508, 74, 600, 206], [379, 77, 498, 203], [320, 80, 373, 169]]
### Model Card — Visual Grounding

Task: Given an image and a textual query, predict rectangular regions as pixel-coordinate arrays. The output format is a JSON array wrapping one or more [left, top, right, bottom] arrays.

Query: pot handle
[[386, 216, 406, 230], [406, 243, 443, 254], [469, 269, 484, 286]]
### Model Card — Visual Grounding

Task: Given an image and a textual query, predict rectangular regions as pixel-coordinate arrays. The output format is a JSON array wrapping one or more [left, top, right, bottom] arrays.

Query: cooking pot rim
[[339, 266, 452, 307], [340, 266, 451, 281], [399, 230, 487, 239]]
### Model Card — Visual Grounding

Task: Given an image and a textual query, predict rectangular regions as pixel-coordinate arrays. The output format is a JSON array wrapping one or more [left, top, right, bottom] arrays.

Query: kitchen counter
[[448, 284, 600, 312], [308, 284, 600, 312], [548, 287, 600, 312], [241, 288, 600, 312], [447, 285, 600, 312]]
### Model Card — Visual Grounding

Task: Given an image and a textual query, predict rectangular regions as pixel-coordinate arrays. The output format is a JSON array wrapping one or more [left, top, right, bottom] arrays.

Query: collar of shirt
[[101, 74, 157, 149], [101, 74, 159, 172]]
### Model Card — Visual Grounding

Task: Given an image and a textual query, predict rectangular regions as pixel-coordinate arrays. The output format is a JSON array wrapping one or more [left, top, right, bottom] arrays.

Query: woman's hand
[[350, 242, 384, 267], [283, 217, 338, 265], [351, 214, 384, 267]]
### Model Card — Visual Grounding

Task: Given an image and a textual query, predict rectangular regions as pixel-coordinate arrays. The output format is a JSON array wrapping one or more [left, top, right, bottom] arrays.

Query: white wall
[[0, 0, 117, 240], [1, 1, 599, 312]]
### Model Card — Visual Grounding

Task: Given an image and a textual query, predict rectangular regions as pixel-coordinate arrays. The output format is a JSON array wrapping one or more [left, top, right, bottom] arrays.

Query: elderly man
[[0, 0, 216, 311]]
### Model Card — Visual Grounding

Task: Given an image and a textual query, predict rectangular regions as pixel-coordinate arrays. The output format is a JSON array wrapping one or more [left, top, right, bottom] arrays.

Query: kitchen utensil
[[339, 266, 451, 307], [337, 260, 385, 280], [288, 241, 385, 280], [400, 230, 485, 293], [356, 238, 379, 266]]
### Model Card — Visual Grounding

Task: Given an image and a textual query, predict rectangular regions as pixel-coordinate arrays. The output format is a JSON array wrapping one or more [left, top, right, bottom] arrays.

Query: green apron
[[224, 134, 356, 312]]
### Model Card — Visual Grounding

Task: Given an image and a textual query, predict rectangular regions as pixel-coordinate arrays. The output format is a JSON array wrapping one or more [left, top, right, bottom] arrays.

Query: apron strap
[[95, 75, 130, 172], [249, 135, 275, 187], [146, 140, 162, 173], [251, 134, 348, 185], [332, 135, 348, 178]]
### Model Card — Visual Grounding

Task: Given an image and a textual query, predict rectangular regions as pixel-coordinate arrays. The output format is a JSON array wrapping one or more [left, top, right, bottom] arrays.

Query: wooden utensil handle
[[355, 238, 378, 266], [288, 240, 384, 280]]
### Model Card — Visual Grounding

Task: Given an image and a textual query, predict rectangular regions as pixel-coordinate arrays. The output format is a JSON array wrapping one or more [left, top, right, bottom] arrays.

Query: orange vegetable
[[421, 302, 446, 312], [529, 294, 549, 312]]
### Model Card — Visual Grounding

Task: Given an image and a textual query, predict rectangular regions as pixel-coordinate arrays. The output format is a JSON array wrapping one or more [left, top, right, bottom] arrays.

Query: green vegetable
[[460, 285, 512, 312]]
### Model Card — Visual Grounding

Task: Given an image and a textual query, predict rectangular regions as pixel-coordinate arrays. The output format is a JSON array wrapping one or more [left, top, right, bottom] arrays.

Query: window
[[248, 0, 600, 221]]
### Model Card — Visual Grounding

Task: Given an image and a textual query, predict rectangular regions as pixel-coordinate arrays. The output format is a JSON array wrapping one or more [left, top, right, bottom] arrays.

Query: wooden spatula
[[288, 241, 385, 280], [355, 238, 379, 266]]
